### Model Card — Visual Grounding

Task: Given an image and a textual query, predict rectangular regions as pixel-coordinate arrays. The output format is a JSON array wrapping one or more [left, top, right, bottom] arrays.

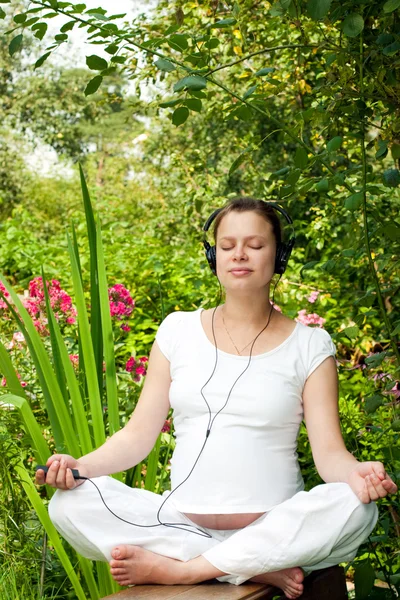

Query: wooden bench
[[101, 565, 348, 599]]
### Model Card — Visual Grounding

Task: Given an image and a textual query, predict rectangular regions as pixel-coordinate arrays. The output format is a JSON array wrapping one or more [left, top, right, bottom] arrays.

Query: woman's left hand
[[347, 461, 398, 503]]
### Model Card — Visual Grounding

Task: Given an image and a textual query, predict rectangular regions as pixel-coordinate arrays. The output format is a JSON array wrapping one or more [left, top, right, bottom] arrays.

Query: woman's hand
[[347, 461, 398, 503], [35, 454, 89, 490]]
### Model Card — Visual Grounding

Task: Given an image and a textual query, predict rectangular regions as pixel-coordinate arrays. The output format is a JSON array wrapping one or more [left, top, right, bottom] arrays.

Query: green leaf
[[110, 55, 126, 64], [294, 147, 309, 169], [168, 33, 188, 51], [365, 351, 387, 368], [55, 33, 68, 41], [343, 13, 364, 37], [327, 136, 343, 152], [354, 561, 375, 599], [105, 43, 118, 54], [159, 98, 181, 108], [84, 75, 103, 95], [172, 106, 189, 126], [376, 139, 388, 158], [60, 20, 75, 32], [229, 148, 252, 175], [236, 105, 252, 121], [184, 98, 202, 112], [307, 0, 332, 19], [341, 325, 359, 340], [154, 58, 176, 72], [365, 394, 384, 414], [86, 54, 108, 70], [0, 7, 5, 18], [34, 51, 51, 68], [383, 168, 400, 187], [316, 178, 329, 193], [32, 22, 47, 40], [209, 17, 236, 28], [383, 0, 400, 12], [383, 41, 400, 56], [174, 75, 207, 92], [255, 67, 275, 76], [8, 33, 22, 56], [345, 191, 363, 210], [204, 37, 219, 49], [243, 85, 257, 100], [13, 12, 26, 23]]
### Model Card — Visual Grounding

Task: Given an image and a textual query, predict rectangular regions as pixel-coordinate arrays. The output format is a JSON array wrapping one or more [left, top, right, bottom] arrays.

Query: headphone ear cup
[[275, 238, 295, 274], [204, 242, 217, 275]]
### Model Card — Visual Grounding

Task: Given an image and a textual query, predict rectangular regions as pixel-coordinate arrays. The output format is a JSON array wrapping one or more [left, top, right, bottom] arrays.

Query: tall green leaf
[[95, 217, 119, 437], [79, 165, 104, 402], [67, 234, 105, 448]]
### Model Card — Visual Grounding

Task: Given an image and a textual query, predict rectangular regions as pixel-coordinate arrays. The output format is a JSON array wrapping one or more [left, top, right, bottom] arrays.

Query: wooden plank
[[101, 582, 273, 600]]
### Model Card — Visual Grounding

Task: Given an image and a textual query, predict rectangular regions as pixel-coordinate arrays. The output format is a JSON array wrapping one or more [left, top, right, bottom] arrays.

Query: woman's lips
[[230, 269, 252, 275]]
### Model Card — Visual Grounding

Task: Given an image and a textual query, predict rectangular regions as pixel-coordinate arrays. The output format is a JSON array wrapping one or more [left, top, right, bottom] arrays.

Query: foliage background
[[0, 0, 399, 597]]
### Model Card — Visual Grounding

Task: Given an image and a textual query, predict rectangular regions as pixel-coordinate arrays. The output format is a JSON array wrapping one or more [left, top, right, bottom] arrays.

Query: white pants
[[49, 477, 378, 586]]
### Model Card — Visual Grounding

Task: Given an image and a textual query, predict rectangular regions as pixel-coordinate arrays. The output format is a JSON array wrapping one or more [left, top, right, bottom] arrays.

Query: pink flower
[[307, 291, 320, 303], [296, 309, 326, 327], [139, 356, 148, 363], [23, 277, 77, 335], [69, 354, 79, 369], [1, 372, 27, 387], [7, 331, 26, 350], [126, 357, 136, 372], [135, 365, 147, 376], [0, 282, 10, 311], [108, 284, 135, 330], [161, 419, 171, 433]]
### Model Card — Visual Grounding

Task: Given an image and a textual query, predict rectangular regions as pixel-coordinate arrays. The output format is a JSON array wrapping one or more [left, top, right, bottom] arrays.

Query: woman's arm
[[36, 340, 171, 489], [303, 356, 397, 502]]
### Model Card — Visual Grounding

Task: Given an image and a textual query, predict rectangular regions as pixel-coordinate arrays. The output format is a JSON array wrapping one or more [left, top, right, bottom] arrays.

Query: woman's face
[[215, 210, 277, 292]]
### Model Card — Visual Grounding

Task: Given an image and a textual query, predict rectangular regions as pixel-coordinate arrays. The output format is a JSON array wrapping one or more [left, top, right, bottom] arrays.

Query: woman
[[36, 197, 397, 599]]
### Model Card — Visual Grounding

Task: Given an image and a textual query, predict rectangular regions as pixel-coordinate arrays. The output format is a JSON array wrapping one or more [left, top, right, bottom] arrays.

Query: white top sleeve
[[155, 312, 183, 361], [305, 327, 337, 379]]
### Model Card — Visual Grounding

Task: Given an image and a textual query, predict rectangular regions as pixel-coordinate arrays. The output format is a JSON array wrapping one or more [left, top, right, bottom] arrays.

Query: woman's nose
[[233, 246, 247, 261]]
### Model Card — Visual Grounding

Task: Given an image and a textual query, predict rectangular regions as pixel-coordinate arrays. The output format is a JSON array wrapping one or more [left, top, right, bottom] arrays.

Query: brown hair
[[212, 196, 282, 246]]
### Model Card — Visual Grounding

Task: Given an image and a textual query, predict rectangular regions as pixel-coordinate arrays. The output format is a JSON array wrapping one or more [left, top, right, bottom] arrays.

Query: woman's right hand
[[35, 454, 89, 490]]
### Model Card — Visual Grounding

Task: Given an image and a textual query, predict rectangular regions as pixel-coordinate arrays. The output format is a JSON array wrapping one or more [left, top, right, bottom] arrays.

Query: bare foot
[[250, 567, 304, 599], [109, 545, 186, 586]]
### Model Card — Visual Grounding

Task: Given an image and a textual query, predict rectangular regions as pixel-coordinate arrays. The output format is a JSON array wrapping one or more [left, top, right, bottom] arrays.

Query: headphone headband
[[202, 201, 296, 276]]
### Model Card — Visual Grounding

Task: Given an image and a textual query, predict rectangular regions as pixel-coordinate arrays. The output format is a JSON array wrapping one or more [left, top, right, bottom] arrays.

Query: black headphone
[[203, 201, 296, 276]]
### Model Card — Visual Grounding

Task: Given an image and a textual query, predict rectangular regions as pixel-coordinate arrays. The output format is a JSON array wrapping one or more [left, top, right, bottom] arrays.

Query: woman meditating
[[36, 197, 397, 600]]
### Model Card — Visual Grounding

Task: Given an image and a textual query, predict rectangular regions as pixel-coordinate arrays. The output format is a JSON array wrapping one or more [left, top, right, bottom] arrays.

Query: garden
[[0, 0, 399, 598]]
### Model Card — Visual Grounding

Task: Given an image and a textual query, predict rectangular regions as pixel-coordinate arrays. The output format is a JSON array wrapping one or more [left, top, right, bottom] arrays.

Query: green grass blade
[[95, 217, 119, 437], [14, 460, 91, 600], [41, 267, 69, 407], [79, 165, 104, 397], [144, 433, 162, 491], [1, 393, 50, 464], [71, 221, 90, 409], [0, 340, 27, 398], [78, 556, 101, 600], [67, 233, 105, 447], [42, 289, 94, 456]]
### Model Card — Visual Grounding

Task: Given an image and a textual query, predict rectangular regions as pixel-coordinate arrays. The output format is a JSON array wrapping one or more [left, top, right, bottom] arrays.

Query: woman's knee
[[48, 476, 109, 528]]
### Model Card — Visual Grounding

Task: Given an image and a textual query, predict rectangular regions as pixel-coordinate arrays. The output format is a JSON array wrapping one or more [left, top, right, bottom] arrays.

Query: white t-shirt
[[155, 308, 337, 514]]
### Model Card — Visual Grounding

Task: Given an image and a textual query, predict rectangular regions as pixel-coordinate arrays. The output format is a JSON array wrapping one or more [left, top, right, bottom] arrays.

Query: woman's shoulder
[[158, 308, 201, 329]]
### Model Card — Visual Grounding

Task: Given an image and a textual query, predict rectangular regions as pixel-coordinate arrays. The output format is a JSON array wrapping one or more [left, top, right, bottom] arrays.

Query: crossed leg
[[109, 546, 305, 599]]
